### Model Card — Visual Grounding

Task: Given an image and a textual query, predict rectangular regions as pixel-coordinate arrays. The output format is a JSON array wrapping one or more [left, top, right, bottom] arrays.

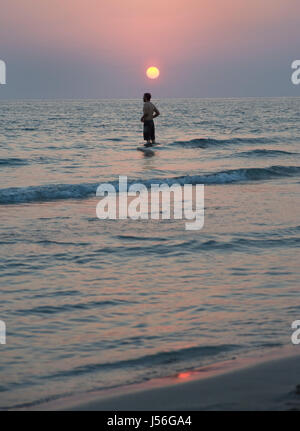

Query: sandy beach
[[30, 346, 300, 411]]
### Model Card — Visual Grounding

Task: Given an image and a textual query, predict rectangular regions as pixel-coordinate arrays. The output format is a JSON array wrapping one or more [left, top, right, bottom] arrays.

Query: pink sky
[[1, 0, 299, 97]]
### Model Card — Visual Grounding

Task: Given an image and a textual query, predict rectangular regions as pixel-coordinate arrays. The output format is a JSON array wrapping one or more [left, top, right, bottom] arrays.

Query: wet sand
[[33, 346, 300, 411]]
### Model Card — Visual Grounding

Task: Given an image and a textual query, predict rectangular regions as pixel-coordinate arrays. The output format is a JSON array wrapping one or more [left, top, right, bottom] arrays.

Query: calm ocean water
[[0, 98, 300, 409]]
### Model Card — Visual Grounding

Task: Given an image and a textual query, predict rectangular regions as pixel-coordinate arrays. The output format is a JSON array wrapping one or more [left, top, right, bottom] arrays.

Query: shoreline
[[29, 345, 300, 411]]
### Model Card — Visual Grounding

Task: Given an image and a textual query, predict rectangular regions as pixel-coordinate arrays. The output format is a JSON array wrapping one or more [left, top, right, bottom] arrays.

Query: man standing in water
[[141, 93, 160, 147]]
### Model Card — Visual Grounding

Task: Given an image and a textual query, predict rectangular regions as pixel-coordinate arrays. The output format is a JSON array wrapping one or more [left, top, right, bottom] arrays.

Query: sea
[[0, 97, 299, 409]]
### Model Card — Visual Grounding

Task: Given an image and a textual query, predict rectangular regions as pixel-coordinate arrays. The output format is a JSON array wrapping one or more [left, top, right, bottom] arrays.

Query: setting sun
[[146, 66, 160, 80]]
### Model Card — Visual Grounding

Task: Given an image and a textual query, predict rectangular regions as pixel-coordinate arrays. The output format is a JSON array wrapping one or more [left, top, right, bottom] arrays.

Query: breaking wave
[[1, 165, 299, 204], [172, 136, 280, 148]]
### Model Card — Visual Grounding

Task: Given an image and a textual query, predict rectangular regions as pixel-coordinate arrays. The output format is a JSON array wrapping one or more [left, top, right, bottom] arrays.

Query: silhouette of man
[[141, 93, 160, 147]]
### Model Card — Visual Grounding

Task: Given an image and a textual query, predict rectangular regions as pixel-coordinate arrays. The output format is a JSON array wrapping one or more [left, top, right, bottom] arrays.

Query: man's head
[[143, 93, 151, 102]]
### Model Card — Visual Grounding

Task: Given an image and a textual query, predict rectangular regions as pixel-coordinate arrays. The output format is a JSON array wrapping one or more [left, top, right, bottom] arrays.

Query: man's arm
[[153, 105, 160, 119]]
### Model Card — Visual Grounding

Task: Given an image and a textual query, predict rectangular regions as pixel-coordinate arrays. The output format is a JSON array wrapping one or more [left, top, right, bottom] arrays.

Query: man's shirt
[[143, 102, 158, 121]]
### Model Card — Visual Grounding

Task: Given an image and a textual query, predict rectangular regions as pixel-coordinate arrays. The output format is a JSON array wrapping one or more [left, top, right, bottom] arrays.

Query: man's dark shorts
[[143, 120, 155, 141]]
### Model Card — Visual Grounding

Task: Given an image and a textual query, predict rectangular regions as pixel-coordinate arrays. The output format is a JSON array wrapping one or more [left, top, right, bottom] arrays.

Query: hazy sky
[[0, 0, 299, 98]]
